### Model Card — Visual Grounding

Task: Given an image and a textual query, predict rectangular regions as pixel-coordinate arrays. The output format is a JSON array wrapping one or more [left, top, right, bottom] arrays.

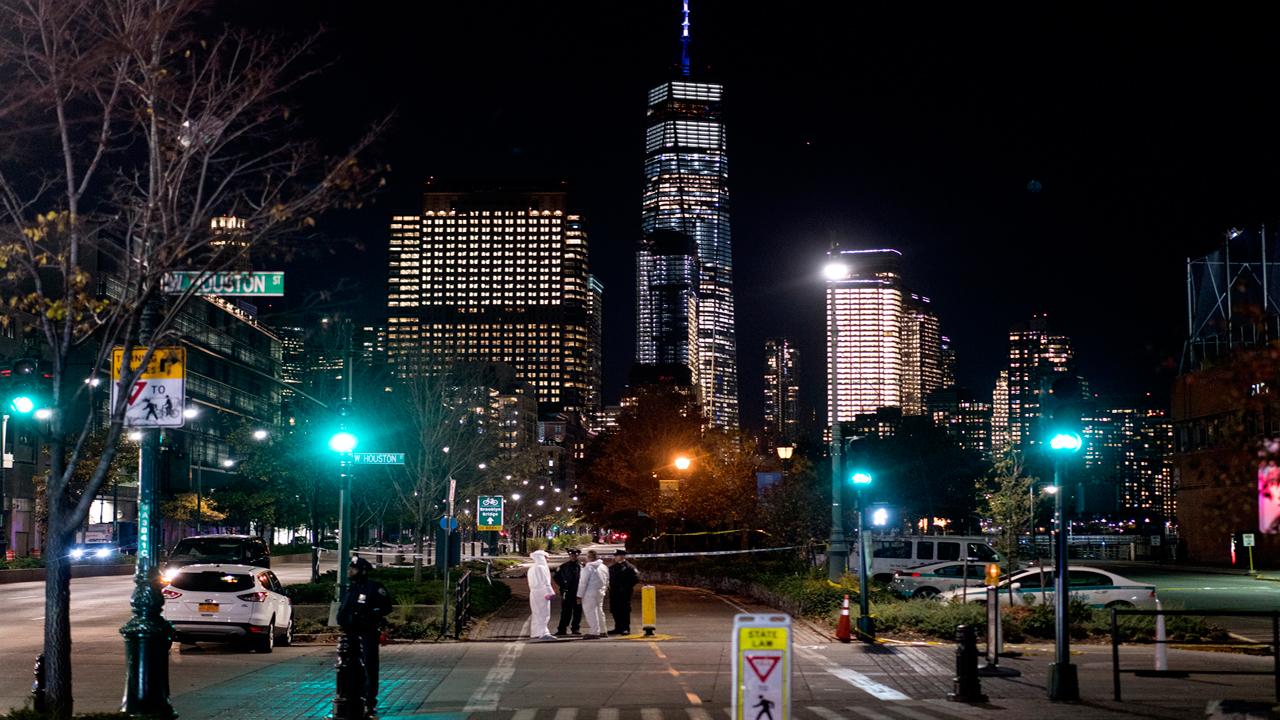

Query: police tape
[[320, 545, 803, 560]]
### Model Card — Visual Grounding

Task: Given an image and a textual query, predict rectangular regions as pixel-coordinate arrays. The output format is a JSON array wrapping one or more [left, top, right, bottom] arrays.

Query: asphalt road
[[1092, 562, 1280, 640], [0, 560, 331, 714]]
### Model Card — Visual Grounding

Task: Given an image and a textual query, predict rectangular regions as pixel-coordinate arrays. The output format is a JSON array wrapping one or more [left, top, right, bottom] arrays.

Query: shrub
[[0, 557, 45, 570], [525, 538, 548, 554], [283, 582, 334, 604], [293, 617, 329, 635], [389, 620, 439, 639], [874, 599, 987, 638]]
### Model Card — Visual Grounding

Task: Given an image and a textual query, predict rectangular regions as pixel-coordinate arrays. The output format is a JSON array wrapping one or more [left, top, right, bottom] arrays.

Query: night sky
[[240, 2, 1280, 428]]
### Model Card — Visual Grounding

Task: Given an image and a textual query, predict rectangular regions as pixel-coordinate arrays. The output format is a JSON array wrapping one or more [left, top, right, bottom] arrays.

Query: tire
[[277, 617, 294, 647], [912, 587, 941, 600], [253, 616, 275, 653], [1106, 601, 1134, 610]]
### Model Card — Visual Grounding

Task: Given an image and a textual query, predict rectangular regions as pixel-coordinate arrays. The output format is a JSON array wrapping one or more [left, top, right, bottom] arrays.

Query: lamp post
[[824, 257, 852, 582], [1047, 431, 1082, 702], [850, 470, 875, 639]]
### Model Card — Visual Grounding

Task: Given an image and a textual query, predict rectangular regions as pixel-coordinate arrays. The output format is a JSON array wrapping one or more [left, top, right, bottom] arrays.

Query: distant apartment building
[[763, 338, 800, 446], [900, 292, 943, 416]]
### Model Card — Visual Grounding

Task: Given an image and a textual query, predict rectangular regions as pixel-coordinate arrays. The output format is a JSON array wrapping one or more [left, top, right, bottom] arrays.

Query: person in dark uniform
[[337, 557, 393, 717], [554, 548, 583, 635], [607, 549, 639, 635]]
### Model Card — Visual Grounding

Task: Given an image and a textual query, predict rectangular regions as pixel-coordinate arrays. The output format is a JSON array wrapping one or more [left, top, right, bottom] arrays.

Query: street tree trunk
[[43, 432, 76, 720], [413, 530, 425, 583]]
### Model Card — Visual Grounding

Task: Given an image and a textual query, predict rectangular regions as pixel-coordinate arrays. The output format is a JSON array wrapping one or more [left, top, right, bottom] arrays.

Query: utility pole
[[333, 319, 356, 606], [120, 300, 175, 718]]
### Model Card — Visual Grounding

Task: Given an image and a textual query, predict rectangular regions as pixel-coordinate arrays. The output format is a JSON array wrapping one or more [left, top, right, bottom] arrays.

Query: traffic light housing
[[1044, 374, 1085, 452], [327, 400, 358, 454], [5, 358, 47, 416], [850, 470, 873, 486]]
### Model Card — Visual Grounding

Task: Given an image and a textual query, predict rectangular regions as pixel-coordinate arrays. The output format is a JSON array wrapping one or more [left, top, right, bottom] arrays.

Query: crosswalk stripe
[[886, 706, 948, 720], [844, 706, 896, 720], [807, 706, 848, 720], [642, 708, 665, 720], [686, 708, 713, 720], [512, 709, 538, 720], [918, 700, 986, 718], [827, 668, 911, 701], [596, 709, 620, 720], [554, 709, 579, 720]]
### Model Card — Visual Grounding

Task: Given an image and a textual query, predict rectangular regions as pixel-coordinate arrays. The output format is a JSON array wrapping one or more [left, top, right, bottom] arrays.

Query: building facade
[[635, 229, 699, 385], [640, 77, 738, 429], [1006, 314, 1075, 448], [900, 292, 943, 416], [386, 186, 597, 415], [825, 248, 904, 425], [927, 387, 993, 458], [991, 370, 1011, 457], [1082, 402, 1175, 519], [763, 337, 800, 446]]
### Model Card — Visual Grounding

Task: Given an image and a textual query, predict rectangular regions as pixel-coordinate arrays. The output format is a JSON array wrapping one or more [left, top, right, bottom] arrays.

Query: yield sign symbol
[[746, 655, 780, 682]]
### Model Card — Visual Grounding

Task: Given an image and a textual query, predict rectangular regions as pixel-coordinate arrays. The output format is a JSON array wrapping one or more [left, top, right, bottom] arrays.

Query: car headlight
[[70, 548, 85, 560], [95, 547, 111, 559]]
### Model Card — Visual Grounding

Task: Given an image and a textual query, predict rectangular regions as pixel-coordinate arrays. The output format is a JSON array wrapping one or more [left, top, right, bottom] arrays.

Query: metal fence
[[1109, 608, 1279, 702], [453, 570, 473, 639]]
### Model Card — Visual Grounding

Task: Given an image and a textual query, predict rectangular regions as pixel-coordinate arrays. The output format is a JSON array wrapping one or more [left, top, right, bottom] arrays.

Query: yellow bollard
[[641, 584, 657, 636]]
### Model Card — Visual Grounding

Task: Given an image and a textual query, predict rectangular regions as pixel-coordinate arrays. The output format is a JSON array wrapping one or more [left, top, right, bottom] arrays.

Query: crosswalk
[[444, 703, 998, 720]]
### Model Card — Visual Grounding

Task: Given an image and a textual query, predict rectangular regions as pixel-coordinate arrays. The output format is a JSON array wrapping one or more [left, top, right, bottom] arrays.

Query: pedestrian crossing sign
[[732, 614, 791, 720]]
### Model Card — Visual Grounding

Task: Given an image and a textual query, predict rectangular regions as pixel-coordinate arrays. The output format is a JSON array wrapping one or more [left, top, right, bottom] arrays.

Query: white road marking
[[890, 704, 959, 720], [844, 706, 896, 720], [596, 709, 620, 720], [827, 668, 911, 701], [808, 706, 849, 720], [642, 708, 664, 720], [462, 632, 527, 712], [686, 708, 713, 720], [554, 708, 578, 720], [512, 710, 538, 720]]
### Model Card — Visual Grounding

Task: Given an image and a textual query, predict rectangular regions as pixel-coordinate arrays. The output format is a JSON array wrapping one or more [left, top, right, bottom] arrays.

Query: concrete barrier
[[0, 563, 135, 585]]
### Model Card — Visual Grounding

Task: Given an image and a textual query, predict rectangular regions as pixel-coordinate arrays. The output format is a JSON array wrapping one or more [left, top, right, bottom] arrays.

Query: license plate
[[198, 603, 219, 613]]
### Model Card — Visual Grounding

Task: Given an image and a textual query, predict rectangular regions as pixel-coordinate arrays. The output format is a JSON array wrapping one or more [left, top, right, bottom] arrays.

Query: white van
[[851, 535, 1002, 583]]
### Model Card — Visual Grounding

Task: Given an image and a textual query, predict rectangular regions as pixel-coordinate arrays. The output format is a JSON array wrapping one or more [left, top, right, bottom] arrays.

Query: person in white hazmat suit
[[526, 550, 556, 640], [576, 549, 610, 639]]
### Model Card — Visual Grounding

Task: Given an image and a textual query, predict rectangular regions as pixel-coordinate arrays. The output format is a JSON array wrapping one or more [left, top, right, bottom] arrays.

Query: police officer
[[337, 557, 393, 717], [554, 548, 583, 635], [607, 549, 639, 635]]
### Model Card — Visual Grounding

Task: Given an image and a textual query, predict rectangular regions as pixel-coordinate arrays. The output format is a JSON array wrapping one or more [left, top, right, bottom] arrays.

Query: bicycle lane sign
[[111, 346, 186, 427], [732, 614, 791, 720]]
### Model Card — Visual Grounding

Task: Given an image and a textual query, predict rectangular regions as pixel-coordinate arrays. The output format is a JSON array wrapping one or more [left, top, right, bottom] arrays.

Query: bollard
[[835, 595, 852, 643], [330, 632, 366, 720], [978, 588, 1020, 677], [642, 585, 657, 637], [31, 654, 46, 714], [949, 625, 988, 703], [1154, 598, 1168, 672]]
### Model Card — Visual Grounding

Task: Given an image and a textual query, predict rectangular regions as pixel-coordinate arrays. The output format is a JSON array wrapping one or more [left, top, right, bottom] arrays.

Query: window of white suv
[[170, 571, 255, 593]]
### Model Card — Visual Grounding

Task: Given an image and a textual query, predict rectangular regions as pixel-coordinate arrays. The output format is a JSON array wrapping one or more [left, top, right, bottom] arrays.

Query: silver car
[[888, 561, 990, 599], [939, 565, 1158, 609]]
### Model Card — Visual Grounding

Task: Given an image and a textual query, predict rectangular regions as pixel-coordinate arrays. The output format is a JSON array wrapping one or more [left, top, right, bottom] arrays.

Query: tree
[[391, 363, 498, 582], [979, 449, 1036, 574], [160, 493, 225, 524], [673, 430, 760, 535], [759, 456, 829, 548], [0, 2, 378, 714]]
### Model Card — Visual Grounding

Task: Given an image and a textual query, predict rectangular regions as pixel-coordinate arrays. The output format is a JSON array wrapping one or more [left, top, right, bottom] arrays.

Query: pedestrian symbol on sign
[[753, 695, 775, 720]]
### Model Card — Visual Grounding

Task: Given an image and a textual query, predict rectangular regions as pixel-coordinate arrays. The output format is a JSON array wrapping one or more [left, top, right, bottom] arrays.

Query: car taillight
[[1149, 590, 1157, 599], [162, 589, 182, 599], [237, 592, 269, 603], [910, 572, 922, 577]]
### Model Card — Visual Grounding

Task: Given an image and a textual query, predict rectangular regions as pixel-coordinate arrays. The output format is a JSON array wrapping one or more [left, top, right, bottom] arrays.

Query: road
[[1094, 562, 1280, 640], [0, 560, 331, 714]]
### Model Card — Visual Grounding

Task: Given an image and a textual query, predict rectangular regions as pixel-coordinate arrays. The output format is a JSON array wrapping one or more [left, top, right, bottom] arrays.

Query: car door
[[267, 571, 291, 625], [1066, 570, 1110, 607], [1012, 568, 1052, 606]]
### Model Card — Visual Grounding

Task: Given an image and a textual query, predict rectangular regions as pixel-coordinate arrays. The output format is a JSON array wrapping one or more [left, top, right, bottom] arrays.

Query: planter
[[0, 563, 135, 585]]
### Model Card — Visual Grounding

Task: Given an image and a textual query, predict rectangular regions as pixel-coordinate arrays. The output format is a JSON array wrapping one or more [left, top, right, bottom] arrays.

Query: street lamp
[[824, 254, 853, 583], [182, 406, 200, 420], [252, 429, 269, 441], [220, 458, 236, 469], [849, 468, 875, 639], [775, 445, 794, 461], [1047, 430, 1083, 702], [673, 455, 692, 471], [823, 260, 851, 280]]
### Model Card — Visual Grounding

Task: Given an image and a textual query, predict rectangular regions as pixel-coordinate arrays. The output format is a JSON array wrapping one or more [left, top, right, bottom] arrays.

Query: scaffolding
[[1183, 226, 1280, 372]]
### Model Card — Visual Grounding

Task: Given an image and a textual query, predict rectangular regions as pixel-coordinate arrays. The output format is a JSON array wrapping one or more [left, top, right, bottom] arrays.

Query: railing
[[453, 570, 473, 639], [1109, 608, 1280, 702]]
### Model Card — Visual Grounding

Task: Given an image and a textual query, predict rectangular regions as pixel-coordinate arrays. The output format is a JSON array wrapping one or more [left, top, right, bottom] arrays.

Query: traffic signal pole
[[334, 319, 355, 607]]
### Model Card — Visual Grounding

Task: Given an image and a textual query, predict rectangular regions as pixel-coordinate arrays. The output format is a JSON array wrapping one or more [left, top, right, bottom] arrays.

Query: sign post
[[732, 614, 791, 720], [1244, 533, 1256, 574]]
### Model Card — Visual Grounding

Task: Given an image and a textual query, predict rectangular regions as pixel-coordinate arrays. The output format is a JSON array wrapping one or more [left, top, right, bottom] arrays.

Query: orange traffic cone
[[5, 549, 14, 561], [835, 594, 852, 643]]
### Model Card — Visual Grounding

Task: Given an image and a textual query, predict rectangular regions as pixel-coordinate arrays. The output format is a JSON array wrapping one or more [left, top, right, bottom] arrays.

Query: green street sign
[[352, 452, 405, 465], [162, 271, 285, 296], [477, 495, 504, 531]]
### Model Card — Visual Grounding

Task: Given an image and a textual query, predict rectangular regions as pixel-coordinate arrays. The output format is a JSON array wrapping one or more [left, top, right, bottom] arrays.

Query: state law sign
[[111, 346, 186, 428]]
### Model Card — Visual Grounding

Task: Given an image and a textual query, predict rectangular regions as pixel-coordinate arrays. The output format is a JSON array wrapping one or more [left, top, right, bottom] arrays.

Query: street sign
[[732, 614, 791, 720], [162, 271, 285, 296], [439, 516, 459, 531], [111, 347, 185, 427], [1244, 533, 1256, 547], [477, 495, 504, 531], [352, 452, 405, 465], [1150, 535, 1162, 547]]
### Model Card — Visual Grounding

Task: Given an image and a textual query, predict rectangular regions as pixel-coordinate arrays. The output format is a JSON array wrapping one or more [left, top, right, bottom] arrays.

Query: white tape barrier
[[320, 544, 802, 561]]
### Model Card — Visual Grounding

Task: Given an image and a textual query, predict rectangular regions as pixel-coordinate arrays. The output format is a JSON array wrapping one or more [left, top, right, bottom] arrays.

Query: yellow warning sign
[[111, 346, 184, 380]]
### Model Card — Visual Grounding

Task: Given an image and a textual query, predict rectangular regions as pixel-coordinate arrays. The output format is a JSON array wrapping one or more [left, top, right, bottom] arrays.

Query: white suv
[[162, 564, 293, 652]]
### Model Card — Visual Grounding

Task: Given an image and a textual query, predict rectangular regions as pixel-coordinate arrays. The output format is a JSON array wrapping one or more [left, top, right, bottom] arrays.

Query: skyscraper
[[939, 335, 957, 389], [386, 185, 597, 415], [763, 338, 800, 446], [900, 292, 943, 415], [825, 248, 904, 425], [638, 6, 738, 428], [991, 370, 1011, 457], [1083, 402, 1175, 518], [586, 274, 604, 415], [1006, 314, 1075, 448], [927, 387, 993, 458], [635, 229, 699, 383]]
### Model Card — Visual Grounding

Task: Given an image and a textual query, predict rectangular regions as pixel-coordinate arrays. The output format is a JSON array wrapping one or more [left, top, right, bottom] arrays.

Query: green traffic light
[[328, 431, 358, 454], [851, 471, 873, 485], [10, 395, 35, 414], [1048, 432, 1083, 453]]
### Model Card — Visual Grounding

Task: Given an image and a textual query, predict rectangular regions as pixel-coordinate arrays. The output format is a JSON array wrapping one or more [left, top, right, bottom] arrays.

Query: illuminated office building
[[639, 14, 738, 428], [386, 185, 597, 415], [763, 337, 800, 446], [940, 335, 956, 389], [991, 370, 1011, 457], [825, 248, 904, 424], [1083, 403, 1175, 518], [901, 292, 943, 416], [586, 275, 604, 415], [928, 387, 993, 458], [1006, 314, 1075, 448], [635, 229, 700, 386]]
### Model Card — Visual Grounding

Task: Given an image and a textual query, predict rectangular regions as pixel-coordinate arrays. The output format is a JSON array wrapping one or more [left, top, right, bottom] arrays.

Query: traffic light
[[5, 358, 47, 416], [327, 400, 358, 454], [850, 470, 873, 486], [1044, 374, 1085, 454]]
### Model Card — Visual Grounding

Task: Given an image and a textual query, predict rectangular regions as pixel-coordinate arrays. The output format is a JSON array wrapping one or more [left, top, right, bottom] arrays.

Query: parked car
[[161, 564, 293, 652], [161, 535, 270, 580], [852, 535, 1002, 582], [607, 531, 629, 544], [939, 565, 1158, 609], [888, 560, 990, 599]]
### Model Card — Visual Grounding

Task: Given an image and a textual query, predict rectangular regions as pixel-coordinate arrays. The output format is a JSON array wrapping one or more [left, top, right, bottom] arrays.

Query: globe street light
[[1047, 430, 1083, 702], [775, 445, 794, 461], [673, 455, 692, 471], [823, 260, 851, 281], [252, 429, 269, 441], [182, 406, 200, 419]]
